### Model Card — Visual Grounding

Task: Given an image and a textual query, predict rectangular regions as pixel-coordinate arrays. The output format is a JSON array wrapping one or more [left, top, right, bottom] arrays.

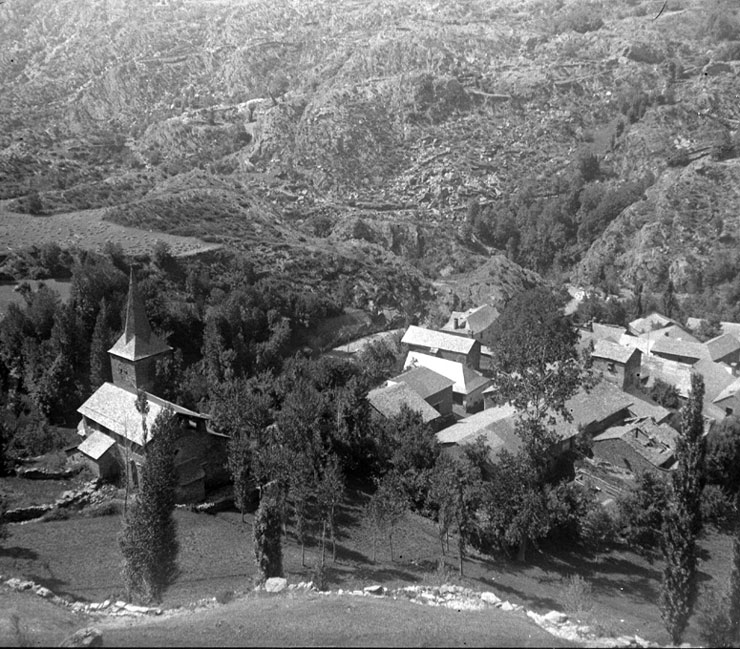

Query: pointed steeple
[[108, 268, 171, 362]]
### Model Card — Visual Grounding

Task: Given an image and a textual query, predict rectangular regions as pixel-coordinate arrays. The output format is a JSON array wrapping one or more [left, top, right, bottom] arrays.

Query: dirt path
[[0, 205, 222, 258]]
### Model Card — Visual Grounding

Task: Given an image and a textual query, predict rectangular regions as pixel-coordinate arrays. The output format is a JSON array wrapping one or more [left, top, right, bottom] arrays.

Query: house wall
[[593, 357, 627, 389], [463, 384, 489, 413], [716, 349, 740, 366], [593, 439, 659, 476], [425, 386, 453, 417], [175, 479, 206, 503], [406, 343, 481, 370]]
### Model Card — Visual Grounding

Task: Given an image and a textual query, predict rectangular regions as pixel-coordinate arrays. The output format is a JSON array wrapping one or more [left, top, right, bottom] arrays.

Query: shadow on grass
[[489, 581, 562, 611], [342, 564, 421, 584], [0, 546, 39, 560]]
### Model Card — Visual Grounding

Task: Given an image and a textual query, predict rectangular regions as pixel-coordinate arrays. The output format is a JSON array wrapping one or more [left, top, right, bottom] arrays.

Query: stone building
[[76, 271, 228, 502]]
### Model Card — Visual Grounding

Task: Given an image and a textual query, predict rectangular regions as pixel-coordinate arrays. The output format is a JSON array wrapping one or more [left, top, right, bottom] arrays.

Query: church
[[75, 270, 229, 503]]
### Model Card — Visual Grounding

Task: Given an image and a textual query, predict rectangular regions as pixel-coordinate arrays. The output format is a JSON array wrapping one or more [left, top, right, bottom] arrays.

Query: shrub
[[41, 507, 70, 522], [700, 485, 735, 529], [697, 586, 736, 647], [558, 5, 604, 34], [579, 505, 617, 551], [562, 575, 594, 619], [216, 590, 235, 604], [84, 501, 122, 518]]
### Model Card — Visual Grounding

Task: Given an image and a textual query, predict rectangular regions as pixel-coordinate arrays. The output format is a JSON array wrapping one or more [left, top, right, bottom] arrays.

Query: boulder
[[5, 578, 34, 591], [480, 592, 501, 605], [59, 627, 103, 647], [35, 586, 53, 599], [264, 577, 287, 593], [499, 601, 516, 611], [543, 610, 569, 624], [363, 585, 384, 596]]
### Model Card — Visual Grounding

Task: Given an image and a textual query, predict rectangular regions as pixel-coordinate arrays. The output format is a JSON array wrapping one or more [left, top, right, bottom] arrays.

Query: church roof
[[108, 270, 171, 361], [77, 382, 205, 447]]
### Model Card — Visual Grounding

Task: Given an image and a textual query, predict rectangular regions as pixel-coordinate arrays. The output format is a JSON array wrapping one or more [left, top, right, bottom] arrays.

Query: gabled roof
[[108, 270, 171, 362], [552, 380, 634, 441], [651, 336, 708, 362], [465, 305, 499, 334], [77, 430, 116, 461], [404, 351, 491, 395], [592, 340, 640, 364], [618, 333, 654, 356], [694, 358, 735, 402], [387, 366, 454, 399], [713, 376, 740, 404], [628, 312, 677, 335], [402, 325, 478, 355], [593, 418, 679, 468], [623, 388, 672, 424], [638, 324, 699, 343], [436, 404, 519, 450], [591, 323, 627, 342], [368, 383, 440, 424], [77, 382, 205, 447], [641, 356, 693, 398], [705, 333, 740, 361]]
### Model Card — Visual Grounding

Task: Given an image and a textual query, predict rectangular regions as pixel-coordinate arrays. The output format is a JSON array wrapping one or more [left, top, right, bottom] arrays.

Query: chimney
[[453, 317, 460, 329]]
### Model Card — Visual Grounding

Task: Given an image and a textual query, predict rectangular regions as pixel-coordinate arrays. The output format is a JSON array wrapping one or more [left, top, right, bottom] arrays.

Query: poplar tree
[[659, 373, 706, 644], [119, 405, 179, 604], [89, 298, 113, 390], [253, 481, 283, 581]]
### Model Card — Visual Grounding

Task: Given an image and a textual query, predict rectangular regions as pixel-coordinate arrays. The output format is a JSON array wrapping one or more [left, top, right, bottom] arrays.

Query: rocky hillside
[[2, 0, 740, 310]]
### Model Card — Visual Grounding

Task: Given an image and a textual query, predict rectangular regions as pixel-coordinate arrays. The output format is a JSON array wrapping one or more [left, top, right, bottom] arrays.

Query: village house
[[627, 312, 679, 336], [367, 382, 443, 430], [694, 358, 736, 422], [401, 325, 481, 370], [76, 271, 229, 503], [686, 318, 740, 341], [650, 337, 708, 366], [404, 350, 491, 413], [440, 379, 634, 462], [591, 340, 642, 390], [704, 333, 740, 367], [592, 417, 679, 475], [386, 365, 454, 419], [441, 304, 499, 348]]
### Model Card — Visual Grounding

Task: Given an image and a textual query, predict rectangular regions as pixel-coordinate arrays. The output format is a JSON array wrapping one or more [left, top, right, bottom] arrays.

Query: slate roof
[[77, 430, 116, 461], [713, 376, 740, 404], [387, 366, 454, 399], [108, 270, 171, 361], [552, 380, 634, 441], [592, 339, 640, 364], [705, 333, 740, 361], [593, 418, 679, 468], [623, 389, 672, 424], [330, 328, 404, 355], [694, 359, 735, 401], [638, 324, 699, 343], [466, 305, 499, 334], [77, 382, 206, 447], [368, 383, 440, 424], [591, 323, 627, 342], [628, 312, 676, 335], [436, 404, 519, 450], [404, 351, 491, 395], [641, 356, 693, 398], [618, 333, 654, 356], [651, 336, 708, 362], [402, 325, 478, 355]]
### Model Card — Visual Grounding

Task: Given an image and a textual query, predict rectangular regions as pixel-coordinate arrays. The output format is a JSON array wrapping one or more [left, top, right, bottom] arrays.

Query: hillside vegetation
[[2, 0, 740, 311]]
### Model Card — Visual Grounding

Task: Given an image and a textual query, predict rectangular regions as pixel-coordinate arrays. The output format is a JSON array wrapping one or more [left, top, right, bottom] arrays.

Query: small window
[[607, 362, 615, 373]]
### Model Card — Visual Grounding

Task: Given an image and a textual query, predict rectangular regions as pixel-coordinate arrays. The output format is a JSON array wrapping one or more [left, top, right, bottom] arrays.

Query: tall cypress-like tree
[[675, 373, 706, 536], [728, 491, 740, 643], [659, 373, 706, 644], [253, 481, 283, 582], [89, 298, 113, 390], [119, 405, 179, 604]]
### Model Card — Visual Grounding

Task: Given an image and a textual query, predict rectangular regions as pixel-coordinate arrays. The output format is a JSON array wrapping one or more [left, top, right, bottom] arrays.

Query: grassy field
[[93, 590, 572, 648], [0, 483, 735, 646], [0, 206, 221, 259]]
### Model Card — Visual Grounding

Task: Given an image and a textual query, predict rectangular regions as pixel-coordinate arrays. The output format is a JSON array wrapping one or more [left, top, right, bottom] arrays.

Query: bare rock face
[[59, 627, 103, 647]]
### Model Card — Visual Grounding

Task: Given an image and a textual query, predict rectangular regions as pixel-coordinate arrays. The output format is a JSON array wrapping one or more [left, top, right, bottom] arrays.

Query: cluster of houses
[[70, 273, 739, 503], [368, 308, 740, 485]]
